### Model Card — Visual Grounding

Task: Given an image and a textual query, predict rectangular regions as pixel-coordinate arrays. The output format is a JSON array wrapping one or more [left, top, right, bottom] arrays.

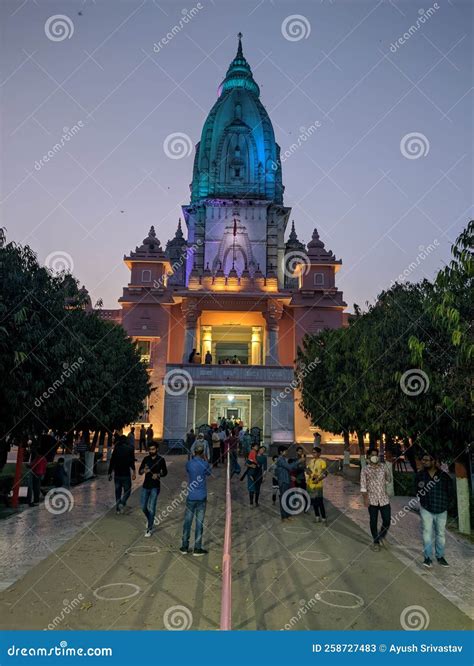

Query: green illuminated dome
[[190, 33, 284, 204]]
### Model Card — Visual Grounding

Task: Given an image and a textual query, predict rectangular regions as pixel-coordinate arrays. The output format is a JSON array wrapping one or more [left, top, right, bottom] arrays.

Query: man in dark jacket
[[276, 446, 298, 521], [108, 434, 136, 513], [138, 442, 168, 537], [416, 453, 453, 568]]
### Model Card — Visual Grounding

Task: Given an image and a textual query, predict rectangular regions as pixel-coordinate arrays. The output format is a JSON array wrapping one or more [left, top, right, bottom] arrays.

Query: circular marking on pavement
[[295, 550, 330, 562], [314, 589, 364, 609], [283, 526, 311, 535], [93, 583, 141, 601], [125, 546, 160, 557]]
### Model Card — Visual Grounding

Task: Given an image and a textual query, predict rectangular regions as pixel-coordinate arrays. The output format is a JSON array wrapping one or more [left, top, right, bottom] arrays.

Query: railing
[[165, 363, 294, 388], [220, 454, 232, 630]]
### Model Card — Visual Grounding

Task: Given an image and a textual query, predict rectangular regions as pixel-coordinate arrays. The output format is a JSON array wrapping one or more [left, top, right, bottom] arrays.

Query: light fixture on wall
[[227, 394, 235, 402]]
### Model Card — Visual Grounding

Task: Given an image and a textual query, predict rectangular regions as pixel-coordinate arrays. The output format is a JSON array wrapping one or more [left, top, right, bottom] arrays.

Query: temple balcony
[[164, 362, 294, 389]]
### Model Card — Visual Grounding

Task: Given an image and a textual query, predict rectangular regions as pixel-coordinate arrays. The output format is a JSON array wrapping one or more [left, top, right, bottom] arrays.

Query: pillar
[[182, 299, 199, 363], [251, 326, 262, 365], [265, 325, 279, 365], [263, 300, 283, 366], [202, 326, 212, 359]]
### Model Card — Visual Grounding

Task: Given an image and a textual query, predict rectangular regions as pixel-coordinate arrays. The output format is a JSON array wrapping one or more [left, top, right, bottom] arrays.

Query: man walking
[[276, 445, 298, 522], [146, 424, 154, 448], [138, 442, 167, 537], [108, 432, 136, 513], [416, 453, 452, 568], [127, 427, 136, 450], [138, 425, 147, 453], [307, 446, 328, 523], [180, 443, 211, 556], [360, 447, 392, 551], [190, 432, 210, 461]]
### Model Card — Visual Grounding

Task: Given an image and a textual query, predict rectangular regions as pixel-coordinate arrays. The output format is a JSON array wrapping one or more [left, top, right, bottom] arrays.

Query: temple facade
[[102, 35, 346, 446]]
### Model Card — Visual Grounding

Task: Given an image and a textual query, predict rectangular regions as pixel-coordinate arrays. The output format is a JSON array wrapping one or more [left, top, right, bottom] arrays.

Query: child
[[53, 457, 68, 489]]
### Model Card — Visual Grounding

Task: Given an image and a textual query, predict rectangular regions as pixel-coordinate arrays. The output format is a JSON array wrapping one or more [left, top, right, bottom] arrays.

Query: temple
[[101, 35, 347, 447]]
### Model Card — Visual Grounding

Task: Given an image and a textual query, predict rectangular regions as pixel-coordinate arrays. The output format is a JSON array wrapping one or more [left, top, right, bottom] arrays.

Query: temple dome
[[190, 34, 283, 205]]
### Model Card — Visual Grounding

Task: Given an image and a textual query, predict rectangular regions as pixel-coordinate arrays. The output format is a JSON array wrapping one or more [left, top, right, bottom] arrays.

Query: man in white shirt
[[360, 447, 392, 551]]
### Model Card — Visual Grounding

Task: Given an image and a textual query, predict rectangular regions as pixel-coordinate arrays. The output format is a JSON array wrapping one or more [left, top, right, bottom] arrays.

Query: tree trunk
[[343, 431, 351, 466], [357, 431, 366, 467], [455, 457, 471, 535]]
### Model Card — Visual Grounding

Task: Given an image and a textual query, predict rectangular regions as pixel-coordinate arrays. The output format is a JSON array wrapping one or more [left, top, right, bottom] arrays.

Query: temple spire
[[236, 32, 243, 58]]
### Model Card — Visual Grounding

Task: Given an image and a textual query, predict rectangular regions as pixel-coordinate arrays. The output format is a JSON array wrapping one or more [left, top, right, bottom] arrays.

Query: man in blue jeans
[[108, 433, 136, 514], [180, 443, 211, 556], [416, 453, 452, 568], [138, 442, 168, 537]]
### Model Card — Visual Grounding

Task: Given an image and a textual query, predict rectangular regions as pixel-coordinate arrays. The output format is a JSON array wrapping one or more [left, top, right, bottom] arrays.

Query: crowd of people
[[107, 425, 453, 567], [5, 421, 453, 569], [187, 349, 244, 365]]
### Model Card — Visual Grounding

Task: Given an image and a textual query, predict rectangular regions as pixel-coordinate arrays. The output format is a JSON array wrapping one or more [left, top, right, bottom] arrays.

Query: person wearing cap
[[180, 443, 212, 556], [190, 433, 210, 461]]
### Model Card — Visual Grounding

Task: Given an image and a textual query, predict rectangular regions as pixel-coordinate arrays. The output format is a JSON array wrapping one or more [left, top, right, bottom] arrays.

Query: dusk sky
[[1, 0, 472, 311]]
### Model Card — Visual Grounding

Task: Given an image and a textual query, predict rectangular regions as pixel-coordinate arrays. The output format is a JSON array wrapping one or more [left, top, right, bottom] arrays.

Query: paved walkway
[[0, 458, 471, 630]]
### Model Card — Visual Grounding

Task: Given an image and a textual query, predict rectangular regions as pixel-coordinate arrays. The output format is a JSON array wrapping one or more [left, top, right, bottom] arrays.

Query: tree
[[409, 221, 473, 534], [0, 234, 151, 446]]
